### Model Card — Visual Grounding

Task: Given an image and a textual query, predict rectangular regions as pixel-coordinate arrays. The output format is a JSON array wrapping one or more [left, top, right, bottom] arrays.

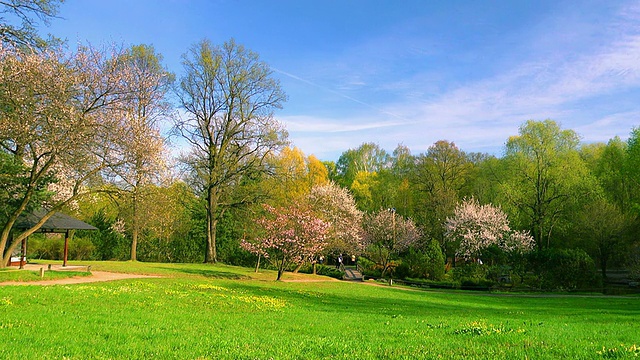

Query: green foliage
[[0, 151, 55, 224], [502, 119, 596, 248], [79, 209, 129, 261], [27, 234, 95, 261], [357, 256, 382, 278], [27, 234, 64, 260], [215, 211, 254, 267], [397, 242, 445, 280], [69, 237, 96, 260], [528, 248, 601, 291], [450, 263, 489, 283], [298, 264, 344, 279]]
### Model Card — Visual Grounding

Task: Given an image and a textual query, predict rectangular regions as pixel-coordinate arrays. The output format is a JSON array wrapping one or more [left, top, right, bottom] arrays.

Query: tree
[[576, 199, 631, 281], [104, 44, 172, 261], [501, 120, 594, 248], [413, 140, 472, 244], [0, 44, 139, 267], [262, 147, 328, 206], [401, 240, 445, 280], [582, 138, 631, 212], [306, 182, 363, 256], [174, 38, 287, 263], [0, 0, 62, 48], [241, 204, 329, 280], [306, 154, 328, 189], [390, 144, 415, 217], [444, 198, 534, 259], [362, 209, 421, 277], [626, 127, 640, 216], [350, 170, 379, 212], [336, 142, 389, 188]]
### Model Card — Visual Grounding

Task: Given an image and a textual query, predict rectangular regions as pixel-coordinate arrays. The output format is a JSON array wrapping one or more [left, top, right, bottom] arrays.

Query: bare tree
[[0, 0, 62, 48], [174, 38, 287, 263]]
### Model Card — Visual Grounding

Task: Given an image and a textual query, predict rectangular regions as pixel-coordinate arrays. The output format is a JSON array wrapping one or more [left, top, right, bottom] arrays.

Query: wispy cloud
[[277, 2, 640, 160]]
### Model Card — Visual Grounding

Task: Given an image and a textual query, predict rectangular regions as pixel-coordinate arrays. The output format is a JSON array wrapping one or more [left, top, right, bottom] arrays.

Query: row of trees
[[1, 2, 639, 288], [327, 122, 640, 282]]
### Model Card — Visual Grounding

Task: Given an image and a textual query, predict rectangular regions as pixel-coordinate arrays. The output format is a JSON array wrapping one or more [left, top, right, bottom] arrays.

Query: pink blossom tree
[[241, 204, 329, 280], [444, 198, 535, 259], [362, 209, 421, 277]]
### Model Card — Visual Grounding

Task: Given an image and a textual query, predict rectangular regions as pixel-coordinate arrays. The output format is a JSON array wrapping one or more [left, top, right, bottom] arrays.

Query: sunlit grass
[[0, 268, 90, 282], [1, 261, 638, 359]]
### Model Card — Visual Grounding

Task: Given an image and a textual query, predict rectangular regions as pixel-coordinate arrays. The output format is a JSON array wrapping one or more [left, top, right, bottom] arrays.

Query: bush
[[403, 277, 459, 289], [460, 278, 494, 291], [450, 263, 488, 282], [69, 237, 96, 260], [357, 256, 382, 278], [399, 241, 445, 281], [298, 264, 344, 279], [28, 234, 64, 260], [528, 248, 601, 291]]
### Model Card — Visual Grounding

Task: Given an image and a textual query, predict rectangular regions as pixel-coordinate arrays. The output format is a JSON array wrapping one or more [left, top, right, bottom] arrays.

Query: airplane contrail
[[272, 68, 409, 123]]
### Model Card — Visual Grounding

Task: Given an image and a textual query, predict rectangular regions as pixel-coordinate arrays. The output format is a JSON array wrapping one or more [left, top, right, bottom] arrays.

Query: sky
[[40, 0, 640, 160]]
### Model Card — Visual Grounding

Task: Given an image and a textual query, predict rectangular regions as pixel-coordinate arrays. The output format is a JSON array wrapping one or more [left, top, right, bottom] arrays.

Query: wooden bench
[[8, 256, 25, 267]]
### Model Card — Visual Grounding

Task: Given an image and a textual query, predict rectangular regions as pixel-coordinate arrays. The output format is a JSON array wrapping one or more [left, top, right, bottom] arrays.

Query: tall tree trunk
[[131, 191, 138, 261], [205, 187, 217, 263]]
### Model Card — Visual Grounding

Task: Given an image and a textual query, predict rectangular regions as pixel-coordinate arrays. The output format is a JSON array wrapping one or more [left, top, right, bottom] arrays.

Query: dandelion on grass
[[0, 297, 12, 306], [454, 321, 526, 336]]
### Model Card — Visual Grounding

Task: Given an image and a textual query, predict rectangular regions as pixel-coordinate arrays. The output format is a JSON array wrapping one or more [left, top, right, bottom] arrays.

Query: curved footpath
[[0, 264, 159, 286]]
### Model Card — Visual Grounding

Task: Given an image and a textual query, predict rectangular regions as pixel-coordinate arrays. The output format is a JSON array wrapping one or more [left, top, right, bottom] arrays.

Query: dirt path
[[0, 265, 160, 286]]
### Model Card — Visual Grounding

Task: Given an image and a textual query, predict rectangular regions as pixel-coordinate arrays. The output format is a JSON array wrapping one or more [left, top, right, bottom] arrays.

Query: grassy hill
[[1, 261, 638, 359]]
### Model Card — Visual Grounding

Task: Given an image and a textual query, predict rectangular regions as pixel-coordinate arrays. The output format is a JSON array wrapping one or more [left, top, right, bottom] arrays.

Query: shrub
[[69, 237, 96, 260], [528, 248, 601, 291], [357, 256, 382, 278], [27, 234, 64, 260], [400, 241, 446, 281], [298, 264, 344, 279], [450, 263, 488, 282]]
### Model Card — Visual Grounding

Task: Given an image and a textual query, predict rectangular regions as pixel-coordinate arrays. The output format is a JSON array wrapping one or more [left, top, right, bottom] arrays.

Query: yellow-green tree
[[501, 120, 596, 249]]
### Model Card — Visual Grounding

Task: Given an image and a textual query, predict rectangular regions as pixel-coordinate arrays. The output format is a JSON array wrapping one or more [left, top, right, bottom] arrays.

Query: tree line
[[1, 1, 639, 290]]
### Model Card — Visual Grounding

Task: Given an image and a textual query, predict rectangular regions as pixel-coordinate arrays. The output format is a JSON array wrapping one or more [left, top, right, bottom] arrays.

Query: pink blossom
[[244, 204, 330, 280]]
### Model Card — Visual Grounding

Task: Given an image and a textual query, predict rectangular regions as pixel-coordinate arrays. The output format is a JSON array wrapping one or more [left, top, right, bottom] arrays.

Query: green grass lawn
[[0, 267, 90, 282], [1, 261, 638, 359]]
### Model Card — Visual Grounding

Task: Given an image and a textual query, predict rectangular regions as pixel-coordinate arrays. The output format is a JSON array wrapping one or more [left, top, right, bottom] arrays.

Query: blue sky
[[43, 0, 640, 160]]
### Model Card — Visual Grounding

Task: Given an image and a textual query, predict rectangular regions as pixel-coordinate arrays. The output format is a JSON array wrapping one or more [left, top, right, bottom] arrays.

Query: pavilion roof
[[14, 210, 98, 233]]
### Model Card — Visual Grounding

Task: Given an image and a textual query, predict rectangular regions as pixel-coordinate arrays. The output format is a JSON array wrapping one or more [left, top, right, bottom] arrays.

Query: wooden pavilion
[[9, 210, 98, 268]]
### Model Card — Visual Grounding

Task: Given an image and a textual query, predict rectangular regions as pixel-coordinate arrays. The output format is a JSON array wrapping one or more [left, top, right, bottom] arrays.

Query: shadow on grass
[[159, 267, 250, 280]]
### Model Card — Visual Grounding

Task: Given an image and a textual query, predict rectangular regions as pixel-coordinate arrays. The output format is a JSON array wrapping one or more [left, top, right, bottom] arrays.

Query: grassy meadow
[[1, 261, 639, 359]]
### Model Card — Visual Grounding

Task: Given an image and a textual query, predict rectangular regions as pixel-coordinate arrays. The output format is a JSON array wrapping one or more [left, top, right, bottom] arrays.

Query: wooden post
[[63, 230, 69, 267], [19, 237, 26, 269]]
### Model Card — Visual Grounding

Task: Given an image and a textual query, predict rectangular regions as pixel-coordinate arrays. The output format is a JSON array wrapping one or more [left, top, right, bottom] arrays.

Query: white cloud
[[277, 1, 640, 160]]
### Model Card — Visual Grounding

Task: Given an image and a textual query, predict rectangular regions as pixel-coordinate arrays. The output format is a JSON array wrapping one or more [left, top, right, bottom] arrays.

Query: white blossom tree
[[362, 209, 421, 277], [103, 44, 172, 261], [306, 182, 363, 256], [0, 44, 146, 267], [444, 198, 535, 259]]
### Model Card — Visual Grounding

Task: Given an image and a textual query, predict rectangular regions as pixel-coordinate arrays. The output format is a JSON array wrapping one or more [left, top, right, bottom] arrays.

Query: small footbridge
[[342, 265, 364, 281]]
